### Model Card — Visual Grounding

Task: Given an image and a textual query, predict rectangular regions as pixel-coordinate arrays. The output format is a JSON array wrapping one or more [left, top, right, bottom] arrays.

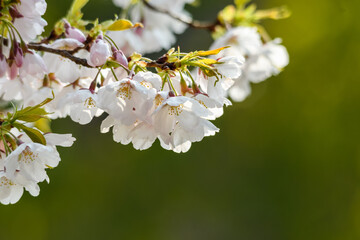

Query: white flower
[[0, 75, 36, 101], [193, 56, 243, 107], [210, 26, 289, 102], [101, 114, 158, 151], [98, 75, 156, 125], [241, 39, 289, 84], [216, 56, 244, 79], [154, 96, 219, 153], [129, 122, 158, 150], [0, 130, 74, 205], [5, 143, 60, 182], [59, 89, 103, 125], [228, 39, 289, 102], [1, 151, 41, 201], [192, 93, 224, 119], [44, 133, 76, 148], [13, 0, 47, 42], [100, 91, 169, 150], [23, 86, 52, 108], [210, 27, 262, 57], [227, 77, 252, 102], [0, 174, 24, 205], [20, 51, 48, 80], [49, 78, 93, 119], [132, 71, 162, 91], [100, 116, 133, 145], [43, 39, 97, 83]]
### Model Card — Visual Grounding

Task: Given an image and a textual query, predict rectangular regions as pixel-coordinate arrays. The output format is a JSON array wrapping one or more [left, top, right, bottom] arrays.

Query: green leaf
[[16, 113, 49, 123], [12, 122, 46, 145], [105, 19, 142, 31], [34, 118, 52, 134], [69, 0, 89, 16], [197, 47, 229, 57], [12, 94, 54, 122], [218, 5, 236, 23]]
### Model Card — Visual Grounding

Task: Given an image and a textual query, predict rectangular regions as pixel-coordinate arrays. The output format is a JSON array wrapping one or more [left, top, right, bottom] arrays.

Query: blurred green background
[[1, 0, 360, 239]]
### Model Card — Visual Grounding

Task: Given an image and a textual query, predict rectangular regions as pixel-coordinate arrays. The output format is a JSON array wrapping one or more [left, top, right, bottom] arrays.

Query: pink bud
[[89, 37, 111, 67], [13, 42, 23, 67], [8, 63, 18, 80], [65, 23, 86, 43], [112, 48, 128, 67]]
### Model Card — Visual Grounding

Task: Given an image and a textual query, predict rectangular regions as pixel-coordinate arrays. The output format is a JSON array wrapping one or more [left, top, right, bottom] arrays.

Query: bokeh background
[[1, 0, 360, 239]]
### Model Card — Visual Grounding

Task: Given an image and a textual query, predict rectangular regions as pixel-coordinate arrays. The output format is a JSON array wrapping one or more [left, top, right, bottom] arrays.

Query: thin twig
[[141, 0, 218, 31], [27, 43, 93, 68]]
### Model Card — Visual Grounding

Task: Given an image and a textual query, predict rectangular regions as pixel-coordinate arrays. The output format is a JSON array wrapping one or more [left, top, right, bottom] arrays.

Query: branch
[[28, 43, 93, 68], [145, 61, 177, 70], [142, 0, 218, 31]]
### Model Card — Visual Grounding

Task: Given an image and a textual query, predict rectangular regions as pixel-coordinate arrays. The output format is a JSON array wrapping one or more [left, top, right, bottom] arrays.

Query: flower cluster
[[0, 97, 75, 204], [0, 0, 290, 204], [109, 0, 194, 55], [211, 27, 289, 102], [0, 132, 75, 204]]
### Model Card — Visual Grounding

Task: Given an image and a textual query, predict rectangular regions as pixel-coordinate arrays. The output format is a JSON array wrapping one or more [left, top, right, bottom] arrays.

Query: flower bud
[[64, 20, 86, 43], [8, 63, 18, 80], [112, 47, 128, 67], [89, 35, 111, 67], [13, 42, 24, 68], [168, 91, 176, 97]]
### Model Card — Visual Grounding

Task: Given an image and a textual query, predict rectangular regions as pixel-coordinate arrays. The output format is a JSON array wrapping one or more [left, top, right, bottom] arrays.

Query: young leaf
[[16, 109, 49, 123], [12, 122, 47, 145], [69, 0, 89, 16], [105, 19, 142, 31], [197, 47, 229, 57], [12, 94, 54, 122]]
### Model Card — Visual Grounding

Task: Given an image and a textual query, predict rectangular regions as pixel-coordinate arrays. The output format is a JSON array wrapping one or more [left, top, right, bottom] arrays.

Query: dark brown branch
[[142, 0, 218, 31], [28, 43, 93, 68], [1, 37, 93, 68], [145, 61, 177, 71]]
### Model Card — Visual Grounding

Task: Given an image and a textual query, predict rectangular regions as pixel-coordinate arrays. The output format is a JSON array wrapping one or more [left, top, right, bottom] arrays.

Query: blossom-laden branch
[[0, 0, 290, 205], [28, 42, 92, 68]]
